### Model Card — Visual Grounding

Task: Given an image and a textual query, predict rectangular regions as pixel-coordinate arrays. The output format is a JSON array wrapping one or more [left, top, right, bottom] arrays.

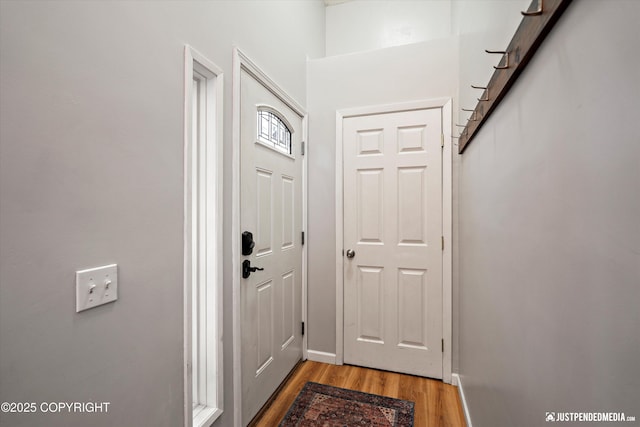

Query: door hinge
[[442, 339, 444, 352], [441, 236, 444, 251], [301, 141, 305, 156], [301, 231, 305, 245], [302, 322, 305, 336], [441, 134, 444, 148]]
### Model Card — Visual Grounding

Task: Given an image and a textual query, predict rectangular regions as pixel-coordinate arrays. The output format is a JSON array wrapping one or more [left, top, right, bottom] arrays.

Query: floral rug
[[279, 382, 414, 426]]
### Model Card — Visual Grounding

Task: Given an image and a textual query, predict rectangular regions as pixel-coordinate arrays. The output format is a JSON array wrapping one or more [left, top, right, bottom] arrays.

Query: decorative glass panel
[[257, 109, 292, 156]]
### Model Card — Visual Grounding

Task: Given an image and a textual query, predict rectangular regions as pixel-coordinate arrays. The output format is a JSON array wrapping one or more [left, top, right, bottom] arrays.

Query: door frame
[[335, 99, 453, 384], [232, 48, 309, 426], [183, 45, 224, 427]]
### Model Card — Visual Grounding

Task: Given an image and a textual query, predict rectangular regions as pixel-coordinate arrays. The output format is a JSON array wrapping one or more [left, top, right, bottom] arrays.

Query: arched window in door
[[257, 108, 292, 156]]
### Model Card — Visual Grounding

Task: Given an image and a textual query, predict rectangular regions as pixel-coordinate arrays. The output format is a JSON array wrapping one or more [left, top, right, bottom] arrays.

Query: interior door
[[240, 68, 303, 425], [343, 108, 443, 378]]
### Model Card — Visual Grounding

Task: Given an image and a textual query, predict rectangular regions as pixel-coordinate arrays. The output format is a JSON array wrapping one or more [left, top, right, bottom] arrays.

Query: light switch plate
[[75, 264, 118, 313]]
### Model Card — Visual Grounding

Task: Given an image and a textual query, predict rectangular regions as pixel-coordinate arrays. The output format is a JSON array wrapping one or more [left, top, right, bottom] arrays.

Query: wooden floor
[[250, 361, 466, 427]]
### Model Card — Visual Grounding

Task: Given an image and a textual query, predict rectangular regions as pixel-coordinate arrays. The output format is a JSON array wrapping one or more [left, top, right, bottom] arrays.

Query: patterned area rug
[[279, 382, 414, 427]]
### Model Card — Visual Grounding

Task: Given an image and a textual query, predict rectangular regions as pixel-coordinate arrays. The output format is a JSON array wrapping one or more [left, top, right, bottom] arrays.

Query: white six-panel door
[[240, 68, 303, 424], [343, 108, 443, 378]]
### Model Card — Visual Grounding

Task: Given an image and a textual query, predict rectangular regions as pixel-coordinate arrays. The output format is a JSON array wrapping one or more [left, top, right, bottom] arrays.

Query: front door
[[240, 67, 304, 424], [343, 107, 443, 378]]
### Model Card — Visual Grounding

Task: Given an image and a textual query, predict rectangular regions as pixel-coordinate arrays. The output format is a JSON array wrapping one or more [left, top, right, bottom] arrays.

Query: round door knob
[[346, 249, 356, 259]]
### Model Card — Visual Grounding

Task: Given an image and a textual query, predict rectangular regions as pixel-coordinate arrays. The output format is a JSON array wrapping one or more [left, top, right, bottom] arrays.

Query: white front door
[[240, 67, 303, 424], [343, 108, 443, 378]]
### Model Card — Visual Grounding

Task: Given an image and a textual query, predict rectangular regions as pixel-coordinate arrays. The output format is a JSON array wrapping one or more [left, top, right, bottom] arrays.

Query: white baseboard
[[306, 350, 337, 364], [452, 373, 472, 427]]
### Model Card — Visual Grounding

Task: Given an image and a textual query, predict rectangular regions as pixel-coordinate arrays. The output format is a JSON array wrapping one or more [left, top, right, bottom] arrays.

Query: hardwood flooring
[[250, 361, 466, 427]]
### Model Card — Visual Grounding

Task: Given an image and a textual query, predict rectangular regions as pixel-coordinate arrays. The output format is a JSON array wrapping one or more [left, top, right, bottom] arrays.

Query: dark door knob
[[242, 259, 264, 279], [346, 249, 355, 259]]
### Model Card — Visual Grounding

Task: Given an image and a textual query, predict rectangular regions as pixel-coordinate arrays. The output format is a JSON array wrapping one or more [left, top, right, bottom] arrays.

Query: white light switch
[[75, 264, 118, 313]]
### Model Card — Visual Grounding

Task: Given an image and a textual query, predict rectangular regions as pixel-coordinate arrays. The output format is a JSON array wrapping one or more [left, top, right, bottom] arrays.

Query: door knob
[[242, 259, 264, 279], [346, 249, 356, 259]]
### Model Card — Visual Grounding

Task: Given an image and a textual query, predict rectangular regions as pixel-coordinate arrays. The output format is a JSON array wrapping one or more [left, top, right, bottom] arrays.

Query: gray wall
[[0, 2, 324, 426], [306, 39, 459, 354], [458, 1, 640, 426], [325, 1, 453, 56]]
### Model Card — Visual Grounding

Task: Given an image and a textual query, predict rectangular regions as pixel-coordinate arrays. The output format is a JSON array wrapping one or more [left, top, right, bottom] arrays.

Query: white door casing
[[337, 100, 453, 381], [183, 45, 224, 427], [232, 49, 307, 426]]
